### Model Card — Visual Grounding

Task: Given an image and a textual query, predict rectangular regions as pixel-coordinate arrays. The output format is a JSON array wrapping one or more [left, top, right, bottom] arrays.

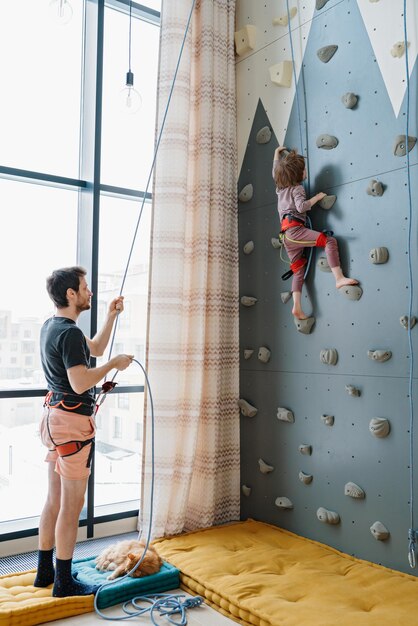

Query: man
[[35, 266, 133, 597]]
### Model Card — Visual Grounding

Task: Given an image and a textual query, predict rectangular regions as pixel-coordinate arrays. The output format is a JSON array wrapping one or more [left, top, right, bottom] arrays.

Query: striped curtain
[[140, 0, 240, 539]]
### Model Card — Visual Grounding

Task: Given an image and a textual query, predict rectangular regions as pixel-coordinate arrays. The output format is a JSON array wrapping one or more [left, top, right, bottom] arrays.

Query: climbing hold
[[238, 399, 258, 417], [339, 285, 363, 301], [317, 257, 331, 272], [272, 7, 297, 26], [370, 521, 390, 541], [393, 135, 417, 157], [320, 348, 338, 366], [271, 237, 282, 249], [256, 126, 272, 144], [369, 0, 380, 2], [234, 25, 256, 56], [316, 134, 339, 150], [243, 240, 254, 254], [321, 414, 334, 426], [367, 350, 392, 362], [391, 41, 409, 58], [400, 316, 417, 330], [341, 92, 358, 109], [269, 61, 293, 88], [317, 507, 340, 525], [281, 291, 292, 304], [243, 349, 254, 360], [241, 296, 257, 307], [258, 458, 274, 474], [258, 347, 271, 363], [277, 407, 295, 423], [241, 485, 251, 497], [238, 183, 253, 202], [318, 194, 336, 209], [299, 471, 313, 484], [369, 247, 389, 264], [294, 316, 315, 335], [299, 444, 312, 456], [275, 497, 293, 510], [317, 45, 338, 63], [345, 384, 361, 397], [344, 482, 365, 499], [369, 417, 390, 438], [316, 0, 330, 9], [366, 179, 384, 196]]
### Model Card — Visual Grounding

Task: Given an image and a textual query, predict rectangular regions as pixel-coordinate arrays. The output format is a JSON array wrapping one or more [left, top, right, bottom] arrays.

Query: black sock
[[34, 548, 55, 587], [52, 558, 100, 597]]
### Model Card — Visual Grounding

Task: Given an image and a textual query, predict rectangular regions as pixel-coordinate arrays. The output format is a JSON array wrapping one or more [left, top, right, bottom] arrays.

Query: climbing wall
[[236, 0, 418, 575]]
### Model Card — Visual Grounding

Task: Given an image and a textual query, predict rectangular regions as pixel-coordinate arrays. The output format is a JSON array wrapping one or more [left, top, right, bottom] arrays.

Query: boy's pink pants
[[284, 225, 340, 292]]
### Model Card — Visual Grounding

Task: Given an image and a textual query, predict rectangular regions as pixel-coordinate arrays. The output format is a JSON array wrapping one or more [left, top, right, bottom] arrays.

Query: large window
[[0, 0, 160, 539]]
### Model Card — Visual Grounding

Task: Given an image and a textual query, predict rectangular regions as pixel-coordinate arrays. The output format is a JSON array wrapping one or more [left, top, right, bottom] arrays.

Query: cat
[[95, 539, 163, 580]]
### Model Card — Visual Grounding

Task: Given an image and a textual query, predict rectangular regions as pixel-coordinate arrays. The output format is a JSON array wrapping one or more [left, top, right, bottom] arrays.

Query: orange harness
[[280, 216, 305, 232], [44, 381, 117, 463], [44, 392, 95, 464]]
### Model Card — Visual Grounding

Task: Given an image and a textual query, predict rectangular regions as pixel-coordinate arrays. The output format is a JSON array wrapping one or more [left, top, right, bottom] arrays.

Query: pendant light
[[48, 0, 73, 25], [120, 0, 142, 114]]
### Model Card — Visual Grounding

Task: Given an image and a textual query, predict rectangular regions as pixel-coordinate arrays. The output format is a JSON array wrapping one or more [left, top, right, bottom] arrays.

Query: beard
[[76, 299, 91, 313]]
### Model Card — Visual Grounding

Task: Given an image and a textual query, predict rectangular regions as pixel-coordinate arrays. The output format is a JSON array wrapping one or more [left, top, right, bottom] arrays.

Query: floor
[[46, 589, 237, 625]]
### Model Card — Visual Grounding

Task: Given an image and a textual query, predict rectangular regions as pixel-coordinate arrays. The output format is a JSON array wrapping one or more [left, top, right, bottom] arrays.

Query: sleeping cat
[[95, 539, 163, 580]]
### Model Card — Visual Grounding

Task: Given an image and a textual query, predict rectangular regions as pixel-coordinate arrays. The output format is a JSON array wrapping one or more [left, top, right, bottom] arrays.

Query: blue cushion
[[73, 557, 180, 609]]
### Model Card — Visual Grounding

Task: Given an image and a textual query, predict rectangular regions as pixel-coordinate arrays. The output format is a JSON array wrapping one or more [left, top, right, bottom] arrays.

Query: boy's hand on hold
[[317, 192, 327, 201], [113, 354, 134, 371]]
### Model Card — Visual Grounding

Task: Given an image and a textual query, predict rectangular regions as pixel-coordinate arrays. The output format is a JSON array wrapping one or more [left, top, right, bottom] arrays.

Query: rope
[[107, 0, 197, 362], [402, 0, 416, 569], [284, 1, 314, 279], [92, 2, 204, 621], [93, 361, 204, 623]]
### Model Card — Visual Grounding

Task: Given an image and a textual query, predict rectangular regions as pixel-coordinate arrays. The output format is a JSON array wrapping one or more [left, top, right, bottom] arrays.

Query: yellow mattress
[[153, 519, 418, 626], [0, 570, 92, 626]]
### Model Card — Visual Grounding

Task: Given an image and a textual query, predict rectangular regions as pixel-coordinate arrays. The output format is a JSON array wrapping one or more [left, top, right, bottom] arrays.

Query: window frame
[[0, 0, 160, 542]]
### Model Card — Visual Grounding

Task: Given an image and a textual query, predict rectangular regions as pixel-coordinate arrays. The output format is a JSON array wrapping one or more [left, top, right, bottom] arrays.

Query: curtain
[[140, 0, 239, 539]]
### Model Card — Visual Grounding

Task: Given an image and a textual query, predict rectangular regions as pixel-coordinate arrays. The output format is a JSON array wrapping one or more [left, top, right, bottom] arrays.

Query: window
[[113, 415, 122, 439], [0, 0, 83, 177], [118, 394, 130, 409], [0, 0, 160, 539]]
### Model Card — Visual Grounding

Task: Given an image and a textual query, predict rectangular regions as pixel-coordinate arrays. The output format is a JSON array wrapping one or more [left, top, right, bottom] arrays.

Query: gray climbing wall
[[237, 0, 418, 575]]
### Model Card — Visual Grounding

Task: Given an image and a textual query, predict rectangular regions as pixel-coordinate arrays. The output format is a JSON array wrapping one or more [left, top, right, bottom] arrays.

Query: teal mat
[[73, 556, 180, 609]]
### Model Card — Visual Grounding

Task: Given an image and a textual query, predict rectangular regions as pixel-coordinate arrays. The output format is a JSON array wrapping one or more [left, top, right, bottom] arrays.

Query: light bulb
[[120, 71, 142, 114], [49, 0, 73, 25]]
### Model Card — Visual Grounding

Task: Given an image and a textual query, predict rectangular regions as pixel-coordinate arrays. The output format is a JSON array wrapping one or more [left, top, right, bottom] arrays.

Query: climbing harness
[[43, 378, 117, 466], [279, 215, 334, 280], [281, 257, 307, 281]]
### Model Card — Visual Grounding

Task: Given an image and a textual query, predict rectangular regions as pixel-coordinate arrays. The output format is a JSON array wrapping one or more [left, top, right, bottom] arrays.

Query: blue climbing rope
[[403, 0, 416, 569], [284, 0, 314, 278], [92, 2, 205, 622], [93, 360, 204, 622], [107, 0, 198, 362]]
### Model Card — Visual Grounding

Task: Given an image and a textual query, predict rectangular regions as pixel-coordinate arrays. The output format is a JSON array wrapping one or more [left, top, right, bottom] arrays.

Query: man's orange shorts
[[39, 407, 96, 480]]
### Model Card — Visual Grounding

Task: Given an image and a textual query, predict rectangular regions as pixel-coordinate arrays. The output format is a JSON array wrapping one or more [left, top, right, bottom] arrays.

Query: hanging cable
[[107, 0, 197, 362], [284, 0, 314, 278], [93, 360, 203, 623], [91, 2, 204, 621], [402, 0, 416, 569]]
